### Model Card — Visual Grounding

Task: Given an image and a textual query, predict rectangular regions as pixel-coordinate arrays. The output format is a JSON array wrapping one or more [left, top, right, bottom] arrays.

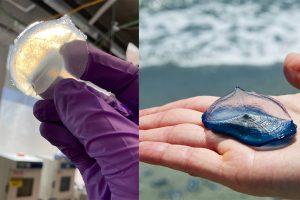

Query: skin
[[139, 53, 300, 199]]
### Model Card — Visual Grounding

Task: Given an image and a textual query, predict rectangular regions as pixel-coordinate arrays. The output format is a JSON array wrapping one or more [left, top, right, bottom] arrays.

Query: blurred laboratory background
[[140, 0, 298, 200], [0, 0, 138, 199]]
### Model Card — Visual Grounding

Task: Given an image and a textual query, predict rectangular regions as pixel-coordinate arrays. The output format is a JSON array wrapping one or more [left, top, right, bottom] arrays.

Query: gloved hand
[[33, 41, 139, 200]]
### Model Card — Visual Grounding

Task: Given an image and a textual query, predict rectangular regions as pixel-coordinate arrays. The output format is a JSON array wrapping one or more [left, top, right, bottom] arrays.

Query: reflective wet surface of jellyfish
[[202, 87, 297, 148]]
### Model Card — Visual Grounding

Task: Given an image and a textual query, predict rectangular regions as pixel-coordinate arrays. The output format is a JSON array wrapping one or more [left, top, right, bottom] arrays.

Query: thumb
[[284, 53, 300, 89]]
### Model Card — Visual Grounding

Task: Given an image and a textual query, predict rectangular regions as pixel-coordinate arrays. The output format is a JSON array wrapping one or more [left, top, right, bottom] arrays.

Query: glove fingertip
[[33, 100, 47, 117], [39, 122, 50, 141], [33, 100, 56, 121]]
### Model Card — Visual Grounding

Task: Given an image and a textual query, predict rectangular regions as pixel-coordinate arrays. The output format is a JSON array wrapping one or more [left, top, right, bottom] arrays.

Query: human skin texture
[[139, 54, 300, 199]]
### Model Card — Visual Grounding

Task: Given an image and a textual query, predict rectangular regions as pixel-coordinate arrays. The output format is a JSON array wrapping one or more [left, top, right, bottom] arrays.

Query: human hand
[[140, 55, 300, 199], [60, 40, 139, 123], [34, 42, 139, 200]]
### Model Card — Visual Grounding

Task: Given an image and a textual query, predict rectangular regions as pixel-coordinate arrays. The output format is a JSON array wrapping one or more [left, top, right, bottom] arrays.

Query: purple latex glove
[[33, 43, 139, 200], [60, 40, 139, 124]]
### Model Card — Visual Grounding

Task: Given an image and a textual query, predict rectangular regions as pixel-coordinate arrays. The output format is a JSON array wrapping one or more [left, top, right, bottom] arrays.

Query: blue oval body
[[202, 87, 297, 148]]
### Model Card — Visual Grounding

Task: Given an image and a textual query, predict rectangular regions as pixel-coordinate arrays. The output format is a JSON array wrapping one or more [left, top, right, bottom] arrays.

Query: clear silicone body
[[8, 15, 87, 98]]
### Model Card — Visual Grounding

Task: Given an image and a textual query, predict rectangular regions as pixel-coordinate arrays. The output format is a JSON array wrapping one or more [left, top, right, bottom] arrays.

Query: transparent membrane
[[8, 15, 87, 98]]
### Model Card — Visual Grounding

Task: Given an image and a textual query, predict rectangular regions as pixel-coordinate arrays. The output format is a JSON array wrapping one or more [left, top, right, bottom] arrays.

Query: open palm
[[140, 54, 300, 199]]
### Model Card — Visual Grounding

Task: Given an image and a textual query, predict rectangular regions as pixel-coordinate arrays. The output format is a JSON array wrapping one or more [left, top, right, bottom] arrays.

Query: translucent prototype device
[[7, 15, 87, 98]]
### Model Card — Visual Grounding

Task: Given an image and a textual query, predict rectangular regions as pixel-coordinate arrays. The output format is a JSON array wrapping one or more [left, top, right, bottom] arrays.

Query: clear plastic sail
[[202, 87, 297, 148]]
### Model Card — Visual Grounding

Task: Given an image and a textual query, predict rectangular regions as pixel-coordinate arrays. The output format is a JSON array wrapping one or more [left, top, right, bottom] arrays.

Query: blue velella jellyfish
[[202, 87, 297, 148]]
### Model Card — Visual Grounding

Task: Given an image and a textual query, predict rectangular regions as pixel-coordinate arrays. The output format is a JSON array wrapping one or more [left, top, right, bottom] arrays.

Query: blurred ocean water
[[140, 0, 300, 68], [139, 0, 299, 200]]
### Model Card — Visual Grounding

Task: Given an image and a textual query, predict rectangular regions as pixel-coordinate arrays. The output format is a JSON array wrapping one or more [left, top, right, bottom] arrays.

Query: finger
[[54, 78, 139, 199], [40, 122, 95, 173], [33, 100, 60, 122], [283, 52, 300, 89], [139, 141, 222, 182], [140, 124, 221, 150], [140, 108, 203, 130], [61, 41, 139, 118], [40, 122, 111, 199], [140, 106, 159, 117], [59, 40, 88, 79], [140, 96, 218, 117]]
